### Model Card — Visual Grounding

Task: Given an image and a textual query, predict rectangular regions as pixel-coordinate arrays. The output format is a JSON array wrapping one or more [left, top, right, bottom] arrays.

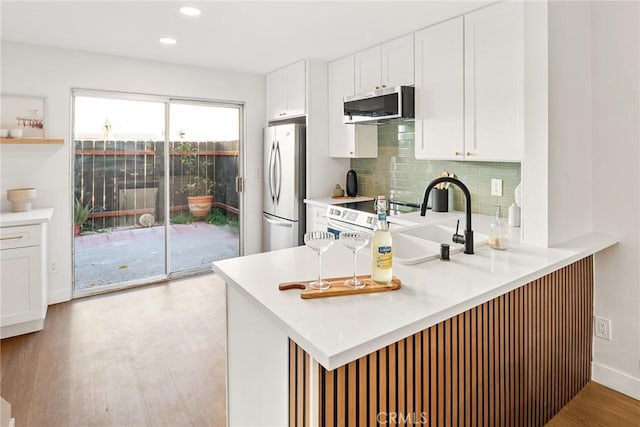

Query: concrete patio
[[74, 223, 239, 290]]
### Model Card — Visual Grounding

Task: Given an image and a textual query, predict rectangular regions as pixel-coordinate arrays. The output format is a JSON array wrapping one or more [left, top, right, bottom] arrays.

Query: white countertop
[[0, 208, 54, 227], [304, 196, 374, 207], [212, 211, 618, 370]]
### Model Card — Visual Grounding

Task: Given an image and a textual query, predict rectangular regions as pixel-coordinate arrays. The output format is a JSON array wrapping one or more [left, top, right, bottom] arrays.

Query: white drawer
[[0, 224, 42, 250]]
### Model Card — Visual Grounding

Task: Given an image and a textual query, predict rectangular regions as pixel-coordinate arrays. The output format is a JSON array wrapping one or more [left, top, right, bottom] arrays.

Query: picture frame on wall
[[0, 94, 47, 138]]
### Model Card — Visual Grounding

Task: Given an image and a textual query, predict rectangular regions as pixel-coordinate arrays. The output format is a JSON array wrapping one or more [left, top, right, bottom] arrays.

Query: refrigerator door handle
[[275, 140, 282, 203], [268, 141, 275, 203], [263, 213, 293, 228]]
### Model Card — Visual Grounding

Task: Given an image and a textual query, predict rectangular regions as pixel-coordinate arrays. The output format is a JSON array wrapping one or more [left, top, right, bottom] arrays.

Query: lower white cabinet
[[1, 211, 51, 339], [309, 205, 328, 232]]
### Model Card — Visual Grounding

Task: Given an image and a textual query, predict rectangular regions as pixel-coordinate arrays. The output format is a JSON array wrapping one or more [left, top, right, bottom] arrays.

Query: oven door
[[326, 217, 372, 238]]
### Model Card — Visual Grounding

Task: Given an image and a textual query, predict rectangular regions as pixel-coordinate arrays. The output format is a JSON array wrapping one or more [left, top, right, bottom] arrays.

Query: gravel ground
[[74, 223, 239, 290]]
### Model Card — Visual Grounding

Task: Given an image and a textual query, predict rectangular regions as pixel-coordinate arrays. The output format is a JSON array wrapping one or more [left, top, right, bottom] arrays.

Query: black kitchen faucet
[[420, 177, 475, 254]]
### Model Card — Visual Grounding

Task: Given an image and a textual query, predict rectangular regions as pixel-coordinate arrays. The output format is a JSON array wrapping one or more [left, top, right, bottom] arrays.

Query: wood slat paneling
[[290, 257, 594, 427]]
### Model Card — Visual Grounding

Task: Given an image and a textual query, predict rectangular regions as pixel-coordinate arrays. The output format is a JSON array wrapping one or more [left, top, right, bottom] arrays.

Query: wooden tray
[[279, 275, 401, 299], [330, 195, 357, 199]]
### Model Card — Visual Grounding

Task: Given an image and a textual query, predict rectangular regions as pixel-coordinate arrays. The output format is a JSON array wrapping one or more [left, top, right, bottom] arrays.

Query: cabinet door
[[284, 60, 306, 117], [328, 56, 357, 157], [266, 69, 286, 120], [381, 34, 414, 88], [310, 206, 328, 232], [464, 1, 524, 161], [414, 18, 464, 160], [354, 45, 382, 93], [1, 246, 42, 326]]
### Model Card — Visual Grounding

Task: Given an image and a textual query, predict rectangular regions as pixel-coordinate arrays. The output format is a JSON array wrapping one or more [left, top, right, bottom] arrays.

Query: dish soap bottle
[[371, 195, 393, 284], [489, 206, 509, 250]]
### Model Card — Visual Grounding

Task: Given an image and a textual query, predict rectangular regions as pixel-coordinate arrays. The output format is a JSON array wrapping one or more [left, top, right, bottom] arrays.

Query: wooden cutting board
[[278, 275, 401, 299]]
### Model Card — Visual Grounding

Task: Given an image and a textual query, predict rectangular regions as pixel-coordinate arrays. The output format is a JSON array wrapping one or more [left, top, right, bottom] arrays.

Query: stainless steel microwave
[[343, 86, 415, 124]]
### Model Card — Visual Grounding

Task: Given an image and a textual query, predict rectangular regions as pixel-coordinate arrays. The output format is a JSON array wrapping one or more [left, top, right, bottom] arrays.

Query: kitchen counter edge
[[213, 231, 617, 371]]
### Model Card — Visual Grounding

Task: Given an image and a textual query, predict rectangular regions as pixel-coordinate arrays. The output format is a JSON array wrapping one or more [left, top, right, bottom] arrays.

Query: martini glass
[[340, 231, 371, 288], [304, 231, 335, 290]]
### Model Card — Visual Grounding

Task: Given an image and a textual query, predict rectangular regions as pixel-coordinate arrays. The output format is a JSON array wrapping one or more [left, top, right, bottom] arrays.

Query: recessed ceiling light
[[158, 37, 177, 45], [180, 6, 201, 16]]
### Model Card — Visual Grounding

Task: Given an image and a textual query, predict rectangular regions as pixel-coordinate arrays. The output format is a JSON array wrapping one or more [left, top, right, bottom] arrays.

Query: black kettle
[[346, 169, 358, 197]]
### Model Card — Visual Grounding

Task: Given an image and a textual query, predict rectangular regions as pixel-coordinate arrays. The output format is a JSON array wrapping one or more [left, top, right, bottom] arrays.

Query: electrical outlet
[[594, 315, 612, 340], [49, 260, 58, 274], [491, 179, 503, 197]]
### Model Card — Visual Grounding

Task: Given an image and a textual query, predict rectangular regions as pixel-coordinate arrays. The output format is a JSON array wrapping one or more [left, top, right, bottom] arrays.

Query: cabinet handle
[[382, 85, 386, 88], [0, 235, 23, 241], [466, 152, 472, 156], [454, 151, 461, 156], [375, 86, 380, 90]]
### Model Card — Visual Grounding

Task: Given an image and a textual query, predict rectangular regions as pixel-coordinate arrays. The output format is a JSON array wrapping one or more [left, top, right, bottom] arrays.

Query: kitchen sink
[[392, 223, 489, 265], [391, 232, 442, 265]]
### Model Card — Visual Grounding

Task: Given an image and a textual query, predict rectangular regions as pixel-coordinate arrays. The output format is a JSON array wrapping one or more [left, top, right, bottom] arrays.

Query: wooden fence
[[74, 140, 239, 230]]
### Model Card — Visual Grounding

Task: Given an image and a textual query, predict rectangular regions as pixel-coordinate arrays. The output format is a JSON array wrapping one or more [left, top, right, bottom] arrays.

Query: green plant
[[171, 213, 195, 224], [175, 141, 214, 197], [206, 208, 229, 226], [74, 197, 92, 226], [207, 209, 239, 231]]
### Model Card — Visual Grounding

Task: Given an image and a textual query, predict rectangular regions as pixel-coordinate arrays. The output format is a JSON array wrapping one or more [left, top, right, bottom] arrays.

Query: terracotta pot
[[187, 195, 213, 217], [74, 224, 81, 236]]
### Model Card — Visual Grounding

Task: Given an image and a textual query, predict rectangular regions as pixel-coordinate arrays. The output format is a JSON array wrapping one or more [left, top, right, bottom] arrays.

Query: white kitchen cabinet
[[328, 55, 378, 158], [0, 210, 52, 339], [415, 2, 523, 161], [414, 17, 464, 160], [464, 1, 523, 161], [354, 34, 414, 93], [309, 205, 328, 232], [354, 46, 382, 93], [266, 59, 306, 121]]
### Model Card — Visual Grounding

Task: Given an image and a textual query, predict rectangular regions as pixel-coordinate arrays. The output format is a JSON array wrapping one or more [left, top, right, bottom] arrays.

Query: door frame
[[70, 88, 245, 298]]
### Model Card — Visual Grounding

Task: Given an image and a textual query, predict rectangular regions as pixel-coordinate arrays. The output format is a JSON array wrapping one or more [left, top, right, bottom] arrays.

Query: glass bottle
[[371, 195, 393, 283]]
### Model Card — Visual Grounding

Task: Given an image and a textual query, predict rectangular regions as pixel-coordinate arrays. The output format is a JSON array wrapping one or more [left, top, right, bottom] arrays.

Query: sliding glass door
[[72, 91, 242, 295], [168, 101, 241, 276]]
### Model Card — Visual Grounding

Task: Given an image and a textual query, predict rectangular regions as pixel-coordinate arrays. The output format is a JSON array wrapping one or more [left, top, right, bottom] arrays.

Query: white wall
[[524, 0, 594, 247], [305, 59, 350, 198], [523, 1, 640, 399], [547, 1, 593, 246], [522, 0, 549, 246], [0, 42, 265, 304], [590, 1, 640, 399]]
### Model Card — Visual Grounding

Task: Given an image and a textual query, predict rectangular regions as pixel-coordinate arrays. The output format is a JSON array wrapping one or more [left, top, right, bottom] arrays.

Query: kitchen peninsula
[[212, 214, 617, 426]]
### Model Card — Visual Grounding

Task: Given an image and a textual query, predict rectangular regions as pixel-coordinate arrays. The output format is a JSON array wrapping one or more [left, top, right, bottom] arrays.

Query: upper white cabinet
[[464, 2, 523, 161], [328, 55, 377, 158], [414, 17, 465, 160], [415, 2, 524, 161], [354, 47, 382, 93], [355, 34, 414, 93], [266, 59, 306, 121]]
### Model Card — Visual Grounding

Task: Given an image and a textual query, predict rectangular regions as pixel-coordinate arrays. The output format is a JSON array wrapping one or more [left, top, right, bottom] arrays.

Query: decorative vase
[[6, 188, 37, 212], [74, 224, 81, 236], [187, 195, 213, 217]]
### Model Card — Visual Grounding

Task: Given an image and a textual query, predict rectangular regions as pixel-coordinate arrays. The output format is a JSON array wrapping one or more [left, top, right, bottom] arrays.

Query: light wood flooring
[[2, 274, 640, 426], [0, 274, 226, 426], [547, 381, 640, 426]]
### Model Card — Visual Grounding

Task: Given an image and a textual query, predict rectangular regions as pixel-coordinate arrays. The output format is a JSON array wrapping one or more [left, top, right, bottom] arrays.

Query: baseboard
[[48, 287, 72, 305], [592, 362, 640, 400]]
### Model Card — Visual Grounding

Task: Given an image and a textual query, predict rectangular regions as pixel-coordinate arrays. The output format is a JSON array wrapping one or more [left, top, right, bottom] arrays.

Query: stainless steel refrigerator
[[262, 123, 306, 252]]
